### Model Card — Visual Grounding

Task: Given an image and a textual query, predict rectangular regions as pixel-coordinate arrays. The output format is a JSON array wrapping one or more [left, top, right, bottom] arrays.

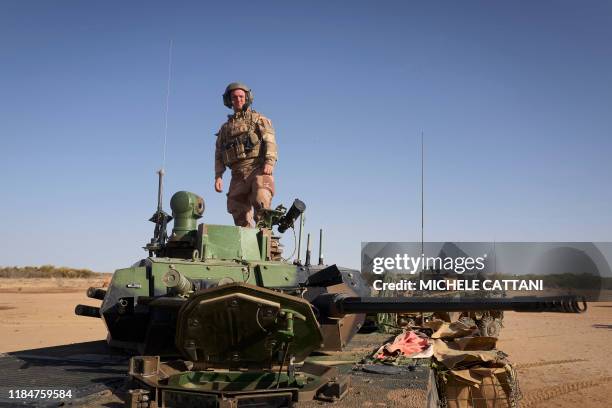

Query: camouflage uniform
[[215, 108, 277, 227]]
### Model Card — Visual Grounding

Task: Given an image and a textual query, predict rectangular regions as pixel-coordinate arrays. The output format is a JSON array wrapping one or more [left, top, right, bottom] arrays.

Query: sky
[[1, 1, 611, 272]]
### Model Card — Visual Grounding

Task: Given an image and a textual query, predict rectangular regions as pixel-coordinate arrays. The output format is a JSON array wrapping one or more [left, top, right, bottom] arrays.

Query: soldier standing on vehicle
[[214, 82, 277, 227]]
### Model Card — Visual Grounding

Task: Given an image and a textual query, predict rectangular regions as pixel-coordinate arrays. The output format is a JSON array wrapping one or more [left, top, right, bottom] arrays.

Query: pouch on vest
[[243, 131, 261, 158], [222, 140, 245, 166]]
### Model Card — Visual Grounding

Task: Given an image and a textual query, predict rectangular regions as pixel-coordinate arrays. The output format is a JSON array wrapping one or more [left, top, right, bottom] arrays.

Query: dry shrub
[[0, 265, 100, 279]]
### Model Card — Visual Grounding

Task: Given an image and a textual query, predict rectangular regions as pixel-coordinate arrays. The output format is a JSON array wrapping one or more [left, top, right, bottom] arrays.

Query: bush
[[0, 265, 99, 279]]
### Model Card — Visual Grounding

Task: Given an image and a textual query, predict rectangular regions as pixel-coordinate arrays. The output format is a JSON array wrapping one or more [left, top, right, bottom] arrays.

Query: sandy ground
[[1, 278, 611, 407], [0, 278, 108, 351], [498, 303, 612, 407]]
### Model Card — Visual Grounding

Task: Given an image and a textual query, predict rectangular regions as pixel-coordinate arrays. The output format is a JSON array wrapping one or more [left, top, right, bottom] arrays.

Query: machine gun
[[257, 198, 306, 232], [144, 169, 173, 256]]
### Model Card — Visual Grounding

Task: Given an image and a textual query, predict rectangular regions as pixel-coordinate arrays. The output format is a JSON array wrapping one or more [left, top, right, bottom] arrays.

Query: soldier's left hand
[[263, 164, 273, 175]]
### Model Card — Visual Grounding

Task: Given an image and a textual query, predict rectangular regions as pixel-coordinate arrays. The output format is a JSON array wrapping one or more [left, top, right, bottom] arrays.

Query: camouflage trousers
[[227, 167, 275, 227]]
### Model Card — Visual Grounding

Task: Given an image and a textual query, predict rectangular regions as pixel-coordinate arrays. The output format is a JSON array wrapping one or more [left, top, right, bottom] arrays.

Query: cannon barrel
[[86, 287, 107, 300], [75, 304, 101, 318], [314, 294, 587, 318]]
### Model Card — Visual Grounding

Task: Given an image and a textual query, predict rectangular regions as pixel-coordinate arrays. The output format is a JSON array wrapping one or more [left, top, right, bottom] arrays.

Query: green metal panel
[[111, 267, 148, 296], [175, 283, 323, 367], [101, 266, 148, 311], [149, 258, 260, 295], [201, 224, 262, 261], [256, 263, 299, 287]]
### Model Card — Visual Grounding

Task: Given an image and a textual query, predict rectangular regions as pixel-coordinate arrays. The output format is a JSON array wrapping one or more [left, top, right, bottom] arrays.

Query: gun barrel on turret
[[86, 287, 107, 300], [313, 293, 587, 318], [75, 304, 101, 318]]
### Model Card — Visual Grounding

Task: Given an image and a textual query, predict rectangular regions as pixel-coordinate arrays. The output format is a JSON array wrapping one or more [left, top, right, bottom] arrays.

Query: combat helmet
[[222, 82, 253, 109]]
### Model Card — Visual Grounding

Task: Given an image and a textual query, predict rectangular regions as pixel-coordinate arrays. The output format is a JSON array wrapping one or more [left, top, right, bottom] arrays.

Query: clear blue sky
[[1, 1, 611, 272]]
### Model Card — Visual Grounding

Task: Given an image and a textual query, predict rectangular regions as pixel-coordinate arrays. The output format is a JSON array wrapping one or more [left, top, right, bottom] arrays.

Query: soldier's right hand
[[214, 177, 223, 193]]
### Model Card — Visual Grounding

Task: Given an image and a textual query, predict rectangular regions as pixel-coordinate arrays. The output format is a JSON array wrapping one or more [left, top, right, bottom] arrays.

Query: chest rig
[[219, 111, 262, 167]]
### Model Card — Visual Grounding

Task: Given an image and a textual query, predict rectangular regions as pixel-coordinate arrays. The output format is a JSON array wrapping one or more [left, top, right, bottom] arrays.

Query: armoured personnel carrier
[[72, 178, 586, 407]]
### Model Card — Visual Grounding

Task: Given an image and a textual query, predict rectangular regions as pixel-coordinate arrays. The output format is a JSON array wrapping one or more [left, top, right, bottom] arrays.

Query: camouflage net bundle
[[428, 320, 522, 408], [435, 363, 521, 408]]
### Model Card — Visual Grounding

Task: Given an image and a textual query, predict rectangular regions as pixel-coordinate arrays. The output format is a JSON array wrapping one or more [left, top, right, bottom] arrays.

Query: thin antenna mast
[[419, 129, 425, 327], [421, 130, 424, 257], [157, 40, 173, 211], [145, 40, 174, 256], [162, 39, 173, 172], [156, 40, 173, 208]]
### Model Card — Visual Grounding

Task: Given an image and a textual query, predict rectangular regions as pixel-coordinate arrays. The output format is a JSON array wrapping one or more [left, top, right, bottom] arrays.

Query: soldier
[[214, 82, 277, 227]]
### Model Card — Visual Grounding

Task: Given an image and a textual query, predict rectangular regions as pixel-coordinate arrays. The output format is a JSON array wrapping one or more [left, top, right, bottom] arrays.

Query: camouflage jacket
[[214, 108, 277, 178]]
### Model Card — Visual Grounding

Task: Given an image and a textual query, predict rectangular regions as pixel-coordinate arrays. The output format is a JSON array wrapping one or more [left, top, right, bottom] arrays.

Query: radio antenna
[[145, 40, 174, 256], [157, 39, 173, 211], [161, 39, 173, 172], [421, 130, 424, 257]]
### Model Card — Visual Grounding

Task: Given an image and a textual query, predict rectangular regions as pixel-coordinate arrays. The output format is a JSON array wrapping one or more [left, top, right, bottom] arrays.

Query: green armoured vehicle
[[72, 178, 586, 407]]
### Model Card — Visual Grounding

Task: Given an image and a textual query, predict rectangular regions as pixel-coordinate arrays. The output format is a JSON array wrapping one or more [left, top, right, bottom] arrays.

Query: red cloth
[[375, 331, 430, 359]]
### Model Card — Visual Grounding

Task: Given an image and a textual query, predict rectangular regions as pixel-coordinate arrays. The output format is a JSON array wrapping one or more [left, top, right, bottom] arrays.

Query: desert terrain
[[1, 278, 611, 407], [0, 278, 108, 351]]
